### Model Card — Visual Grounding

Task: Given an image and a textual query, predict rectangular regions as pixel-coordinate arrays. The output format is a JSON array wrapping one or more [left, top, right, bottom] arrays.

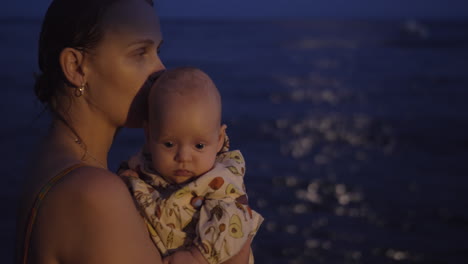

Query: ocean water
[[1, 18, 468, 263]]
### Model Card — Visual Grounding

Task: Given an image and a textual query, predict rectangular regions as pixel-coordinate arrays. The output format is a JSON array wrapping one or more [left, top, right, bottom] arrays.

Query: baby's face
[[146, 93, 224, 184]]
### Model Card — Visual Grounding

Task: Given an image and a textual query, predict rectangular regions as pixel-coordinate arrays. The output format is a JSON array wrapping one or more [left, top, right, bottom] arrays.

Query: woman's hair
[[35, 0, 120, 114]]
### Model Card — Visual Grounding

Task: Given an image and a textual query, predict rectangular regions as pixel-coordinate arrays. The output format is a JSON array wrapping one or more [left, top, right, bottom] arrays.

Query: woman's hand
[[162, 247, 209, 264], [220, 237, 252, 264], [119, 169, 140, 178]]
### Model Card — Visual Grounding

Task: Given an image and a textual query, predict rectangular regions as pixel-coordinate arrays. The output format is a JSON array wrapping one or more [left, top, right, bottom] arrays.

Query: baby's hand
[[118, 169, 139, 178], [162, 247, 209, 264]]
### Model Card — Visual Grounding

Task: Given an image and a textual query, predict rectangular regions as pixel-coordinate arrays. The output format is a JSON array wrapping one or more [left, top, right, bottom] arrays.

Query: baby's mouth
[[173, 169, 194, 177]]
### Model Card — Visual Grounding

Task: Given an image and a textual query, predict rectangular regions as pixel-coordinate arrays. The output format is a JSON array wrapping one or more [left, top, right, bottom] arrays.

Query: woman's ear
[[217, 124, 227, 152], [59, 47, 85, 87]]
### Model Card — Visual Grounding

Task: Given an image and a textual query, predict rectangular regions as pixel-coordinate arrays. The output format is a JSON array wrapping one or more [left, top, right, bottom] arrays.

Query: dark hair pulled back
[[34, 0, 121, 114]]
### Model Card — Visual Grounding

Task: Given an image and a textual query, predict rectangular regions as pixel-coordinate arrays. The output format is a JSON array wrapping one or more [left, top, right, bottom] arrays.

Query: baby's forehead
[[147, 68, 222, 121], [160, 69, 215, 94], [150, 67, 220, 101]]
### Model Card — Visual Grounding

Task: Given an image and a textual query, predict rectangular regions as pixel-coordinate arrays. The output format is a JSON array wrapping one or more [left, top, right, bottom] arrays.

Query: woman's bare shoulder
[[62, 166, 130, 197], [36, 166, 163, 264], [50, 166, 132, 209]]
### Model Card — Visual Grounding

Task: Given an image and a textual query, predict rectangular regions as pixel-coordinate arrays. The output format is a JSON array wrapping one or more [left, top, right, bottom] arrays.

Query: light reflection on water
[[265, 114, 395, 160], [252, 170, 428, 263], [243, 48, 447, 262], [249, 100, 433, 263]]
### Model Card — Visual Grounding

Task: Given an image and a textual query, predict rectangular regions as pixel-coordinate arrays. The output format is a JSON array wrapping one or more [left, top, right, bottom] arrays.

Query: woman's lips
[[173, 170, 194, 177]]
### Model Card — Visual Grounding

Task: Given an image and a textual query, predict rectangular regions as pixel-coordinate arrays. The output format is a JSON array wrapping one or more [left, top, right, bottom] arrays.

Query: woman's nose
[[151, 53, 166, 73]]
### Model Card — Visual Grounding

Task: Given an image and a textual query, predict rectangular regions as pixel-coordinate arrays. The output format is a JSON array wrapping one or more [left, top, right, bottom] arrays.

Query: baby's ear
[[217, 124, 227, 152]]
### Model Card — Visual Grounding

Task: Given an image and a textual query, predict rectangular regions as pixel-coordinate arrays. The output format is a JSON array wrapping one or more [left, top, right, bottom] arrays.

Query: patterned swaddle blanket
[[122, 149, 263, 264]]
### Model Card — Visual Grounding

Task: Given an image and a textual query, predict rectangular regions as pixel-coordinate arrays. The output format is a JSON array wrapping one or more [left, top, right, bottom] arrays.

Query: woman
[[15, 0, 251, 263]]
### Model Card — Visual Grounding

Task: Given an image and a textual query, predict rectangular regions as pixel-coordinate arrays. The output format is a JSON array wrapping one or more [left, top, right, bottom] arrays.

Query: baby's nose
[[175, 147, 192, 162]]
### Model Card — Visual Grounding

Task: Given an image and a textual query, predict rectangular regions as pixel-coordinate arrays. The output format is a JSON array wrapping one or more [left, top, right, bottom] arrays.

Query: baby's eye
[[163, 142, 174, 148], [195, 143, 205, 150]]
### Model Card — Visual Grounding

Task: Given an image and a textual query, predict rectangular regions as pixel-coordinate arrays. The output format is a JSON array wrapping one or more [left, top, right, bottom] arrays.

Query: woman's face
[[83, 0, 165, 127]]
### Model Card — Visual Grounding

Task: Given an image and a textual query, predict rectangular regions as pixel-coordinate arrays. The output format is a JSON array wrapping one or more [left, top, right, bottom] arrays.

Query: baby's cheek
[[153, 154, 171, 173], [152, 159, 164, 172], [199, 155, 217, 174]]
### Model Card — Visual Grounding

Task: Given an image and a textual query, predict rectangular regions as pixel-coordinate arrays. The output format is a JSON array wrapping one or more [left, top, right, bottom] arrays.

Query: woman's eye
[[137, 47, 147, 56], [157, 47, 161, 55], [195, 143, 205, 150], [163, 142, 174, 148]]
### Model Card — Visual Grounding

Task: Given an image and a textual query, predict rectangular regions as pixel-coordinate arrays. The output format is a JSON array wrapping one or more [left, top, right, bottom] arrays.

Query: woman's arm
[[39, 167, 163, 264], [220, 238, 252, 264], [162, 239, 251, 264]]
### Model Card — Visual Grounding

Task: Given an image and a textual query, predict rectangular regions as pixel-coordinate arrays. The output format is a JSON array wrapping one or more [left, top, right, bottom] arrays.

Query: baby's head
[[145, 67, 226, 184]]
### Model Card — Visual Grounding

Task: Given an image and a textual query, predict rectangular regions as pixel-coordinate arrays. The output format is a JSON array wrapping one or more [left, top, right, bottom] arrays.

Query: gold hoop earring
[[75, 83, 85, 97]]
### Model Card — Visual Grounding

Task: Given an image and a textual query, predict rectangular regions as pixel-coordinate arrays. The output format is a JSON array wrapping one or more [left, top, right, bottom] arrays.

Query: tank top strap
[[21, 163, 87, 264]]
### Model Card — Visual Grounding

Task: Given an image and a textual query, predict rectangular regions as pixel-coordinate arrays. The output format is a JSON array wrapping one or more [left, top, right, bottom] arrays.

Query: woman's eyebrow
[[127, 39, 155, 47]]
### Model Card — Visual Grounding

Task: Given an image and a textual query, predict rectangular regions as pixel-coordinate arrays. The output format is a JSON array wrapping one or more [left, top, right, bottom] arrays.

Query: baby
[[119, 67, 263, 264]]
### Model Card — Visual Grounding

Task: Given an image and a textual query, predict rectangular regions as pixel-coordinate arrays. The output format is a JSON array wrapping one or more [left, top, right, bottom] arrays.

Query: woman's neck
[[49, 116, 116, 170]]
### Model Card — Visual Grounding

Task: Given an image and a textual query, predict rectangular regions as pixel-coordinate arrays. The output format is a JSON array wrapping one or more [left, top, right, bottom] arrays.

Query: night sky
[[1, 0, 468, 19]]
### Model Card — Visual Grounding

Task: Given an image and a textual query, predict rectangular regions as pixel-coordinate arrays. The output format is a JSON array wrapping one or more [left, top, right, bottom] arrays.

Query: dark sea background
[[1, 18, 468, 263]]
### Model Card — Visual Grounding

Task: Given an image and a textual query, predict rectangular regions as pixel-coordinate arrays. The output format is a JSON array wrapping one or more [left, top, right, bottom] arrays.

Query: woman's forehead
[[101, 0, 161, 44]]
